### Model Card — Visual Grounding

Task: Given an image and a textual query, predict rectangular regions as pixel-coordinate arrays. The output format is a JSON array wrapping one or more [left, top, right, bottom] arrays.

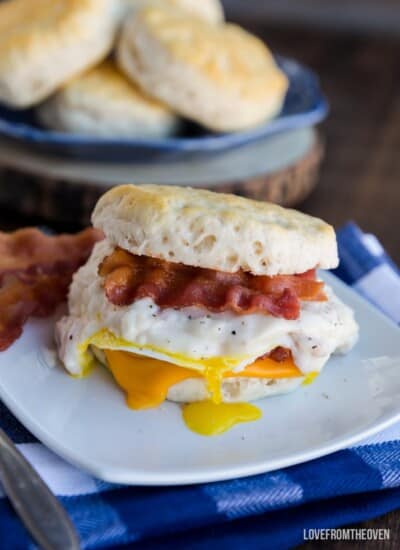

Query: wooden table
[[0, 24, 399, 548]]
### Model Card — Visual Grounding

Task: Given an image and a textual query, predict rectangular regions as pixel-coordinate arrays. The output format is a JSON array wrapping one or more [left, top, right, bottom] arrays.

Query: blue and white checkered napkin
[[1, 222, 400, 550]]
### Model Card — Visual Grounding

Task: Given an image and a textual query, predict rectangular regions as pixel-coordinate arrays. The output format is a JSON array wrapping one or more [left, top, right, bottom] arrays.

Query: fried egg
[[55, 240, 358, 434]]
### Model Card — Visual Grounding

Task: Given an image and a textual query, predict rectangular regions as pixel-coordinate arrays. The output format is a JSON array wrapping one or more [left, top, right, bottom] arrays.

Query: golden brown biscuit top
[[0, 0, 109, 60], [92, 184, 338, 276], [135, 6, 287, 99]]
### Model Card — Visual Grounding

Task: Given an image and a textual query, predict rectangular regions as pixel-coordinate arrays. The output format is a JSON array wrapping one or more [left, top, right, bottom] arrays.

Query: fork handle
[[0, 428, 80, 550]]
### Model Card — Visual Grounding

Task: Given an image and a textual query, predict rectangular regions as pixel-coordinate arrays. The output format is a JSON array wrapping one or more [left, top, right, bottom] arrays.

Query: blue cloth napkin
[[1, 222, 400, 550]]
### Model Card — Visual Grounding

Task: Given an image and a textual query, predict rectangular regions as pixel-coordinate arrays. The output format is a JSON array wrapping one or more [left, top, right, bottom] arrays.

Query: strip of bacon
[[0, 228, 102, 351], [264, 346, 292, 363], [99, 248, 326, 320]]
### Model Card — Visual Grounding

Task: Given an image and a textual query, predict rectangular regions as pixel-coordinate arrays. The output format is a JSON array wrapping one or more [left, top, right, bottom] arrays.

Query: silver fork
[[0, 428, 80, 549]]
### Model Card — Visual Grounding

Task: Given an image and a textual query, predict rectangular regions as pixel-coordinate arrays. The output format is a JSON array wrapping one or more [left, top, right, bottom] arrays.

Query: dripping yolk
[[182, 401, 262, 436]]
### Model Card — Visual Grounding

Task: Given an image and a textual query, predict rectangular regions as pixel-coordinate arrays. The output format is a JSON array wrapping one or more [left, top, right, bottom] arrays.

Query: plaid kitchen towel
[[1, 222, 400, 550]]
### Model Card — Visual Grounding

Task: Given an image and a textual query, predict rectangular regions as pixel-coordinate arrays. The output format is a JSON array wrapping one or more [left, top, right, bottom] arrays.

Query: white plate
[[0, 273, 399, 485]]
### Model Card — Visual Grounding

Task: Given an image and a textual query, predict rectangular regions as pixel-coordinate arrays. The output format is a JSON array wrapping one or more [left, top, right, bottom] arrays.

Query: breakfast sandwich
[[37, 61, 179, 138], [56, 184, 358, 435], [117, 5, 288, 132], [0, 0, 119, 108]]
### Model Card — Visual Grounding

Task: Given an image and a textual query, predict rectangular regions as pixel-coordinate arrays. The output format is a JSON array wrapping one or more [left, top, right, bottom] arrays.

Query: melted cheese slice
[[104, 349, 303, 410]]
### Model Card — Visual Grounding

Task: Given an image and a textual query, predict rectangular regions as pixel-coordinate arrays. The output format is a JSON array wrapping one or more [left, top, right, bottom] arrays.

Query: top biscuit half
[[0, 0, 120, 108], [117, 6, 289, 132], [92, 184, 338, 276]]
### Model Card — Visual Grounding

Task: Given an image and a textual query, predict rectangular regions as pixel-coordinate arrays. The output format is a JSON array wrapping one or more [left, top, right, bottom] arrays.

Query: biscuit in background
[[120, 0, 224, 24], [117, 6, 288, 133], [36, 61, 180, 138], [0, 0, 120, 109]]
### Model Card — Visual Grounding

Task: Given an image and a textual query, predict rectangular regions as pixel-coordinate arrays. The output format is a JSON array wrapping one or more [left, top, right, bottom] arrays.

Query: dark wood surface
[[0, 24, 399, 548], [224, 0, 400, 37], [301, 509, 399, 549]]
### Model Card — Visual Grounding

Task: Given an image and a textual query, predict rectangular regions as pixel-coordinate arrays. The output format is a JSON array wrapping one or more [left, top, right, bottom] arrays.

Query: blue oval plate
[[0, 56, 328, 163]]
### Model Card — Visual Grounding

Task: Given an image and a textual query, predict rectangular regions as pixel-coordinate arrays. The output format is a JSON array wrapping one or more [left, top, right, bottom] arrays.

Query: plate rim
[[5, 392, 400, 486]]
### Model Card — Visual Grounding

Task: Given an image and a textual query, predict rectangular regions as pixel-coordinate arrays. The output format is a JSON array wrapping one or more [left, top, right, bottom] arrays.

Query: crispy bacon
[[0, 228, 102, 351], [263, 346, 292, 363], [99, 248, 326, 320]]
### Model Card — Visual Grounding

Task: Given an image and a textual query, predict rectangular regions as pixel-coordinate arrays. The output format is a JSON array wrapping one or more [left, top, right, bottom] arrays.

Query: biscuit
[[0, 0, 120, 108], [37, 61, 179, 138], [117, 6, 288, 132], [167, 376, 303, 403], [92, 184, 338, 276], [121, 0, 224, 23]]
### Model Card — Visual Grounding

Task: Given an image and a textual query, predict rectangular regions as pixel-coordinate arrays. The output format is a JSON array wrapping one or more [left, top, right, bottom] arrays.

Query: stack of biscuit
[[0, 0, 289, 138]]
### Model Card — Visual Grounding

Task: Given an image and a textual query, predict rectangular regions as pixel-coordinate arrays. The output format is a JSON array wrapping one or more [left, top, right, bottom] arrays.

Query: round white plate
[[0, 272, 399, 485]]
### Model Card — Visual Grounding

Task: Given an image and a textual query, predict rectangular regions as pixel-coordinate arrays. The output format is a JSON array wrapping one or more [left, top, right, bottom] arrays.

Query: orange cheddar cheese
[[104, 349, 303, 410]]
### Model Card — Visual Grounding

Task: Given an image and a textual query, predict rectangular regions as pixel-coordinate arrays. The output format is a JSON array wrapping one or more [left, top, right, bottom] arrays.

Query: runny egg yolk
[[102, 349, 307, 436], [79, 329, 248, 377], [182, 401, 262, 436], [302, 371, 319, 385]]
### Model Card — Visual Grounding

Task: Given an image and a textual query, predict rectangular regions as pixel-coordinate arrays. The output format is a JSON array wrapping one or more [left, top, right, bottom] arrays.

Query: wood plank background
[[223, 0, 400, 36]]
